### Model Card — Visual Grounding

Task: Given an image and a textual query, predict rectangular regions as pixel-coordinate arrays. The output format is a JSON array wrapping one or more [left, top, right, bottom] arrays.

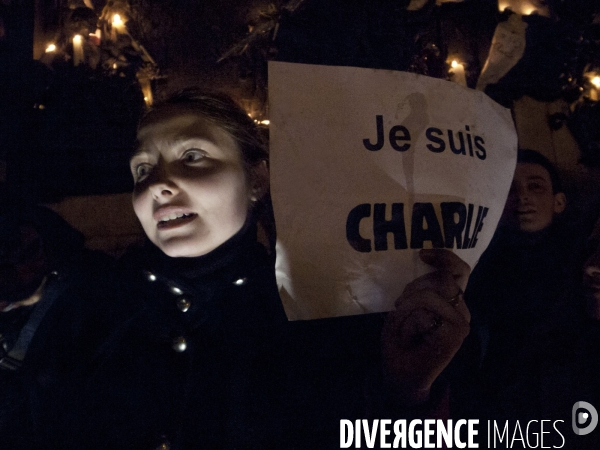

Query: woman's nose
[[148, 164, 179, 200]]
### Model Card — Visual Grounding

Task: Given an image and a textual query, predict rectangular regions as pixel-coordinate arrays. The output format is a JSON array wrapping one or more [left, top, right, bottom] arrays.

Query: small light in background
[[522, 5, 536, 15], [72, 35, 84, 65], [448, 59, 467, 87], [586, 74, 600, 101], [138, 77, 153, 106], [45, 43, 56, 53], [89, 29, 101, 45], [112, 14, 124, 27], [498, 0, 547, 16]]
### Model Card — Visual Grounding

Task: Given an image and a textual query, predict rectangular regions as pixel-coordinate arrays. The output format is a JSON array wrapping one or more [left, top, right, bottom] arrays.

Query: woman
[[19, 90, 471, 449], [69, 90, 289, 449]]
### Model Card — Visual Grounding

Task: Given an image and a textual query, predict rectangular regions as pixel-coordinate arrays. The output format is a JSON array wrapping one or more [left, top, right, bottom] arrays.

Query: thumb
[[419, 248, 471, 291]]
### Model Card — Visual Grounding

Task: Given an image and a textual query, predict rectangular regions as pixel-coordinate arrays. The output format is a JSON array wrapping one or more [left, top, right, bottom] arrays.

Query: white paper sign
[[269, 61, 518, 320], [476, 13, 528, 92]]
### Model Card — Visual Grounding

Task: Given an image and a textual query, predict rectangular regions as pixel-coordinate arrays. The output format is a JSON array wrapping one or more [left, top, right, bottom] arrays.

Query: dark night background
[[1, 0, 600, 209]]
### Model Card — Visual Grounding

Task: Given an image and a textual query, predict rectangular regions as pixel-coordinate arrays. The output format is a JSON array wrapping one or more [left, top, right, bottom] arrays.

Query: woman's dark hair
[[140, 88, 268, 173], [517, 149, 563, 194]]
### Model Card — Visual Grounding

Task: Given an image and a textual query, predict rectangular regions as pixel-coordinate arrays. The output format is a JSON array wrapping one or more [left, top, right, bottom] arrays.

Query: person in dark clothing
[[488, 200, 600, 449], [17, 90, 472, 449], [71, 222, 290, 448], [0, 204, 116, 448], [463, 149, 574, 409]]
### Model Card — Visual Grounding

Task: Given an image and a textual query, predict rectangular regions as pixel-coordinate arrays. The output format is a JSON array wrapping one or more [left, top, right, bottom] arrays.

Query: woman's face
[[131, 106, 253, 257], [583, 217, 600, 319]]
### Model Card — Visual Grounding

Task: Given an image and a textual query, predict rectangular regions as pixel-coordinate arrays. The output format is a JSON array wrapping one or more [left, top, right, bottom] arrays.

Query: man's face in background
[[501, 162, 566, 233]]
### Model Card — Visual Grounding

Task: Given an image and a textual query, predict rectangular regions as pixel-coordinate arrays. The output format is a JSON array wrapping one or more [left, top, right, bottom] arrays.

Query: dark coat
[[0, 206, 117, 449], [1, 249, 119, 449], [447, 223, 580, 437], [493, 302, 600, 450], [29, 225, 290, 449], [464, 223, 576, 396], [21, 224, 386, 449]]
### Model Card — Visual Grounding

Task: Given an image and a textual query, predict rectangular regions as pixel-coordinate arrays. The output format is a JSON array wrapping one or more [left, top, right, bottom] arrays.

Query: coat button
[[154, 440, 170, 450], [170, 286, 183, 295], [233, 277, 247, 286], [172, 336, 187, 352], [146, 272, 157, 282], [177, 297, 191, 312]]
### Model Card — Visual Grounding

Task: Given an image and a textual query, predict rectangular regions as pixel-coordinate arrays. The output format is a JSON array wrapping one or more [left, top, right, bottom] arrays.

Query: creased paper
[[269, 62, 518, 320]]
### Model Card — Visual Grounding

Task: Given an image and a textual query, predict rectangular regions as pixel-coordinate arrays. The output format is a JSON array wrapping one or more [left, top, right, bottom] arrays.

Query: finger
[[400, 270, 460, 302], [395, 276, 471, 325], [383, 306, 440, 353], [419, 249, 471, 291], [383, 299, 470, 356], [426, 314, 470, 358], [450, 291, 471, 324], [393, 289, 470, 330]]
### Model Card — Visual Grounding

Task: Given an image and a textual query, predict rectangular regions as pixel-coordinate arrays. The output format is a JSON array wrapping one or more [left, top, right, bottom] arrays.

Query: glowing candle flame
[[45, 44, 56, 53], [72, 35, 83, 65], [449, 60, 467, 87], [112, 14, 124, 27], [522, 5, 536, 15], [592, 76, 600, 89]]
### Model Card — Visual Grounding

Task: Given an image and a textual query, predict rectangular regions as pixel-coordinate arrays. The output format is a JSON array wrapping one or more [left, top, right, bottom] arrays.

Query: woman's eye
[[182, 149, 205, 163], [135, 163, 153, 181]]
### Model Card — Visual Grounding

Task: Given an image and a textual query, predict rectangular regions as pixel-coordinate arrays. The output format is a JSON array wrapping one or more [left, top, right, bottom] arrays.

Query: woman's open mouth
[[157, 212, 198, 230]]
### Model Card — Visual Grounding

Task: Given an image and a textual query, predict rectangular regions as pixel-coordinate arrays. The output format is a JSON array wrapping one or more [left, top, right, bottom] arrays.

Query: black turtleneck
[[123, 218, 263, 278]]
